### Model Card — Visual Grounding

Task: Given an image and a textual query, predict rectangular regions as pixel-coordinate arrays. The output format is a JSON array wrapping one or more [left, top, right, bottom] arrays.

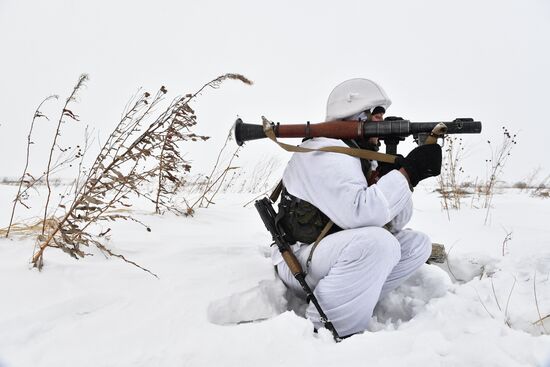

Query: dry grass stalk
[[533, 270, 549, 334], [530, 174, 550, 198], [6, 95, 58, 238], [1, 218, 54, 238], [490, 277, 502, 312], [501, 227, 512, 256], [197, 128, 234, 208], [197, 127, 242, 210], [482, 127, 517, 224], [42, 74, 88, 235], [437, 137, 467, 219], [473, 286, 495, 319], [534, 314, 550, 327], [73, 126, 94, 197], [238, 156, 281, 194], [204, 150, 240, 209], [154, 97, 208, 214], [504, 276, 517, 327], [30, 73, 252, 275], [242, 183, 279, 207]]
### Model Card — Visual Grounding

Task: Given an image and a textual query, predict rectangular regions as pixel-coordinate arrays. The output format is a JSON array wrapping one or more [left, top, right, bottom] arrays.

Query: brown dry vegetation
[[3, 73, 252, 275]]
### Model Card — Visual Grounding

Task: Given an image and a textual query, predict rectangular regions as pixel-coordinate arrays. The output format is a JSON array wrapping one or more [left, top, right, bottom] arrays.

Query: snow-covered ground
[[1, 183, 549, 367]]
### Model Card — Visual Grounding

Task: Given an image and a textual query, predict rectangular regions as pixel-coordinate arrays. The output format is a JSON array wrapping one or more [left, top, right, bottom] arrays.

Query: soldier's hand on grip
[[395, 144, 442, 187]]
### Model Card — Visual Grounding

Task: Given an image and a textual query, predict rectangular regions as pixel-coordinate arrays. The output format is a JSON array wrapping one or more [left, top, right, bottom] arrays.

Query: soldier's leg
[[379, 229, 432, 299], [290, 227, 402, 336]]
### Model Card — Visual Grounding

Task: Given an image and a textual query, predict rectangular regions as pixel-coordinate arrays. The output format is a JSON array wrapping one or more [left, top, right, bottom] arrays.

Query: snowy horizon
[[1, 0, 550, 184]]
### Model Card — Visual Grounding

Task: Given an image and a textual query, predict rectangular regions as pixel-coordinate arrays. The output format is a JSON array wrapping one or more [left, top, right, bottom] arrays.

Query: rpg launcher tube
[[234, 118, 482, 146]]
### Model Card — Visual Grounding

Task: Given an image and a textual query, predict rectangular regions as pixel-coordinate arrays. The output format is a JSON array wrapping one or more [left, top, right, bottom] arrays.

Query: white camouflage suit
[[272, 78, 432, 337], [273, 138, 432, 336]]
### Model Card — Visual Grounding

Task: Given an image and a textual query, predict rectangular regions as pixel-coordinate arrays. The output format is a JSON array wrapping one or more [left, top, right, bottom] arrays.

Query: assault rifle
[[234, 117, 482, 154], [254, 197, 341, 342]]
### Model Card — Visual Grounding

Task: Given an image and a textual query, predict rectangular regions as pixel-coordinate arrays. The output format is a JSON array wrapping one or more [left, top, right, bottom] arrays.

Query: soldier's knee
[[343, 227, 401, 264], [407, 230, 432, 263]]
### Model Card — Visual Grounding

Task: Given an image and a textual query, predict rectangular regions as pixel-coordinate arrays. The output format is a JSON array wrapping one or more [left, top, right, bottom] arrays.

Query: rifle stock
[[254, 198, 341, 341]]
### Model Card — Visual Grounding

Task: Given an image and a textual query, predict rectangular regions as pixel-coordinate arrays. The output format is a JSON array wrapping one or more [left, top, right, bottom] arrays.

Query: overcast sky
[[1, 0, 549, 183]]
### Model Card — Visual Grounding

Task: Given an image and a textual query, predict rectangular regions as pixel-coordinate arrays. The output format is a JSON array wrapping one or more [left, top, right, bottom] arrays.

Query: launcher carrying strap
[[261, 116, 398, 164]]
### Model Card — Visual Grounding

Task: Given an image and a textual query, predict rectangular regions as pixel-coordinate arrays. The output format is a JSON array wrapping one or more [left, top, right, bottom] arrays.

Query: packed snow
[[1, 183, 549, 367]]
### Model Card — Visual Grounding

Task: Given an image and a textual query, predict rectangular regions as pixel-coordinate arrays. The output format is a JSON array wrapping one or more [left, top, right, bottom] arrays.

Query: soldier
[[273, 78, 442, 337]]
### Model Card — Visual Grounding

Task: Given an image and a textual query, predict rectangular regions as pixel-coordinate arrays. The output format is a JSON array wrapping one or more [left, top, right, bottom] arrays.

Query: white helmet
[[325, 78, 392, 121]]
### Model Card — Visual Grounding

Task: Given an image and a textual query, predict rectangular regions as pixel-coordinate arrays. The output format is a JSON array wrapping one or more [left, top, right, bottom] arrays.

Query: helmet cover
[[326, 78, 391, 121]]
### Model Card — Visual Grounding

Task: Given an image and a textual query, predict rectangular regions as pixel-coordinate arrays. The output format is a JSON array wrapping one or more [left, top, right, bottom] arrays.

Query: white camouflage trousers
[[276, 226, 432, 337]]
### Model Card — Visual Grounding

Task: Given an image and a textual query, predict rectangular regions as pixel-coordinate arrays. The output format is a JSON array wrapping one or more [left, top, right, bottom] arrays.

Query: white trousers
[[276, 227, 432, 337]]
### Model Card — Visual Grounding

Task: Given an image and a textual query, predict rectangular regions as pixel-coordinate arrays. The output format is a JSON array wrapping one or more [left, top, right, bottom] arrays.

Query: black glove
[[395, 144, 442, 187], [377, 154, 403, 177], [384, 116, 404, 121]]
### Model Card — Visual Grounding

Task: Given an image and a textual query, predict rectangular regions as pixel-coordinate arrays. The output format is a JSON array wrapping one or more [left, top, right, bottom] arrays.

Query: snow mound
[[445, 252, 501, 283], [207, 278, 288, 325], [372, 264, 453, 328]]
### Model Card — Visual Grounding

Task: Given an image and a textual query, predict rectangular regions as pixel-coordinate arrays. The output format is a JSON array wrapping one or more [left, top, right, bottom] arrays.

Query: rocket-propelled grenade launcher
[[234, 117, 482, 154]]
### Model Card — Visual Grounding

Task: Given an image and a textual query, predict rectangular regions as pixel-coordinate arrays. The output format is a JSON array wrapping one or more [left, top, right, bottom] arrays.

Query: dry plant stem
[[483, 128, 517, 225], [154, 96, 199, 213], [74, 126, 93, 197], [501, 228, 512, 256], [470, 177, 479, 209], [42, 74, 88, 235], [533, 271, 549, 333], [6, 95, 58, 237], [77, 164, 138, 235], [199, 129, 232, 208], [86, 91, 163, 187], [108, 91, 164, 166], [155, 135, 169, 213], [473, 286, 495, 319], [33, 156, 141, 267], [16, 153, 85, 200], [533, 314, 550, 325], [534, 314, 550, 325], [238, 155, 281, 194], [204, 147, 240, 208], [504, 277, 517, 327], [437, 137, 465, 219], [243, 186, 275, 207], [445, 243, 459, 282], [190, 146, 240, 209], [95, 243, 158, 278], [159, 77, 251, 213], [491, 277, 502, 312], [439, 179, 451, 221]]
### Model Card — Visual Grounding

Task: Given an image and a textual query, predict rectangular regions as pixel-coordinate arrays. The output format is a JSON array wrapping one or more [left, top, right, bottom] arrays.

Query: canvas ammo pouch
[[276, 188, 341, 244]]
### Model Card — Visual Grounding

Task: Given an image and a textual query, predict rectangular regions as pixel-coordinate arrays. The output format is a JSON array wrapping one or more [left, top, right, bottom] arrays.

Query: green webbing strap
[[262, 116, 398, 164], [305, 220, 334, 273]]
